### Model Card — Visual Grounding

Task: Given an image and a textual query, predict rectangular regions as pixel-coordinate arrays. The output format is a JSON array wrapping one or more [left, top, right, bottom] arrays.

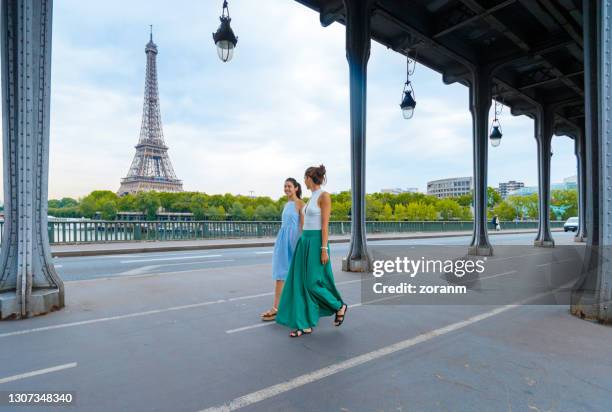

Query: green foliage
[[134, 192, 161, 220], [493, 201, 518, 221], [551, 189, 577, 220], [437, 198, 471, 220], [45, 188, 577, 222], [487, 186, 502, 208]]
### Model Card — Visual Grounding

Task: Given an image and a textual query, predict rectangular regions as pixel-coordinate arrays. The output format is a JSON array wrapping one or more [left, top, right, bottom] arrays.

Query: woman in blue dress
[[261, 178, 304, 321]]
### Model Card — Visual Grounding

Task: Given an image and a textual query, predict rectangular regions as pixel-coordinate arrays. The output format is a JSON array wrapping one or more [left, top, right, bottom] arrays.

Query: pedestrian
[[276, 165, 347, 337], [495, 215, 501, 231], [260, 178, 305, 321]]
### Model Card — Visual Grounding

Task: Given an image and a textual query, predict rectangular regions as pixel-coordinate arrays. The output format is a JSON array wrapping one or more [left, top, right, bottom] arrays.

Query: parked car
[[564, 217, 579, 232]]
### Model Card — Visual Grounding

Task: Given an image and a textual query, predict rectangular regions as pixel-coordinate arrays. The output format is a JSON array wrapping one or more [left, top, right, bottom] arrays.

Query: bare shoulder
[[295, 199, 306, 210], [319, 191, 332, 204]]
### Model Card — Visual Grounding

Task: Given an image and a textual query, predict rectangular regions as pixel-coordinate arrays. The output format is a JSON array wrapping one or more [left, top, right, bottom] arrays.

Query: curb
[[50, 229, 564, 258]]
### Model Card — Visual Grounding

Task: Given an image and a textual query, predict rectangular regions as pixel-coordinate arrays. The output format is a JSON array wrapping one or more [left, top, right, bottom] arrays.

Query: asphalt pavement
[[0, 231, 610, 412]]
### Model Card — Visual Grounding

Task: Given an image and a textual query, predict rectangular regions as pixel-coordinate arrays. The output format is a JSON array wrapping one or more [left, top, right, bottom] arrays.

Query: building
[[118, 30, 183, 196], [498, 180, 525, 199], [508, 186, 537, 197], [508, 181, 577, 197], [427, 177, 473, 199], [380, 187, 420, 194], [563, 175, 578, 190]]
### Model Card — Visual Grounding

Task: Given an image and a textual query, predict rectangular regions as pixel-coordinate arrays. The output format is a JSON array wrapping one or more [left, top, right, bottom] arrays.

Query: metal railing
[[0, 219, 566, 245]]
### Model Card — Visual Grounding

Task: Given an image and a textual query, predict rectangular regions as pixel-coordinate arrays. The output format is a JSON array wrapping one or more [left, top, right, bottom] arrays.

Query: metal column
[[342, 0, 372, 272], [575, 126, 587, 242], [468, 67, 493, 256], [570, 0, 612, 323], [533, 105, 555, 247], [0, 0, 64, 319]]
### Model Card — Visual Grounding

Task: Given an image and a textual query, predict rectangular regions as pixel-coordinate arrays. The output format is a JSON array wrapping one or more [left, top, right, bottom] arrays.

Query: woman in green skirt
[[276, 165, 348, 337]]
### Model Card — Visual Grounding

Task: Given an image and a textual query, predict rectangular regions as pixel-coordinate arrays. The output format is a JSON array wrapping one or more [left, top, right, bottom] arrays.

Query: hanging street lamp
[[489, 86, 503, 147], [212, 0, 238, 62], [400, 52, 417, 119]]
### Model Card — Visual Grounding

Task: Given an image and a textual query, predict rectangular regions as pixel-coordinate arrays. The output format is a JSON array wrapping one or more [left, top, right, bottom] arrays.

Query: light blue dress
[[272, 201, 301, 280]]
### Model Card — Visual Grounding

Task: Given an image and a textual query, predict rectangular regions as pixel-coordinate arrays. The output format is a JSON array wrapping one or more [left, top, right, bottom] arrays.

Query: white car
[[564, 217, 579, 232]]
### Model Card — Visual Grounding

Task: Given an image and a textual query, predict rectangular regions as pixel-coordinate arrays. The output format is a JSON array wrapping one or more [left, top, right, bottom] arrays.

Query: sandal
[[334, 303, 348, 327], [289, 328, 312, 338], [260, 308, 277, 321]]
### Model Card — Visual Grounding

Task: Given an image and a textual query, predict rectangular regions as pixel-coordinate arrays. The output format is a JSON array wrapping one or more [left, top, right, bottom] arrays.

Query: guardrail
[[0, 219, 566, 245]]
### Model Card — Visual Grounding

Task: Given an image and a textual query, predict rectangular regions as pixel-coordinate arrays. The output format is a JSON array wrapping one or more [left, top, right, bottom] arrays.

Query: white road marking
[[120, 254, 222, 263], [226, 323, 274, 334], [205, 306, 519, 411], [225, 295, 397, 334], [1, 278, 365, 338], [254, 251, 273, 255], [118, 265, 159, 277], [536, 259, 577, 267], [224, 271, 519, 335], [473, 270, 517, 281], [202, 283, 570, 412], [0, 363, 77, 384], [118, 260, 236, 276], [0, 300, 225, 338], [489, 252, 544, 262], [65, 263, 269, 284]]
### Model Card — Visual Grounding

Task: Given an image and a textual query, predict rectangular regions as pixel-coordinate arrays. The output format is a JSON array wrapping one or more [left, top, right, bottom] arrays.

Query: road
[[54, 231, 578, 282], [1, 231, 610, 412]]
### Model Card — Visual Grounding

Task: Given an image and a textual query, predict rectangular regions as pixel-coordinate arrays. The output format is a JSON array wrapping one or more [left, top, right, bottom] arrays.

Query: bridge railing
[[0, 219, 566, 245]]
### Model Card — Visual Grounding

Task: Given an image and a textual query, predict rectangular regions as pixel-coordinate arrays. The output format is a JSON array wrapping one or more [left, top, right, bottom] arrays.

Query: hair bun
[[305, 164, 327, 185]]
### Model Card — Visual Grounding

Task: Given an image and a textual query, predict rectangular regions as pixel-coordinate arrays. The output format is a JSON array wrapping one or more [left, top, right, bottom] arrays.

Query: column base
[[570, 301, 612, 324], [342, 256, 371, 272], [534, 239, 555, 248], [0, 288, 63, 320], [467, 246, 493, 256], [574, 235, 587, 243]]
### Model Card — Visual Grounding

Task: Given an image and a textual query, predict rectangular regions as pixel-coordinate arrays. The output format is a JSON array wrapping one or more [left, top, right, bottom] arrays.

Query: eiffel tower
[[118, 28, 183, 195]]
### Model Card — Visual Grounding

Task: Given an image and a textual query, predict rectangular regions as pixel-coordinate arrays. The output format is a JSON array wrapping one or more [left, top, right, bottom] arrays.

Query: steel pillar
[[342, 0, 373, 272], [570, 0, 612, 323], [575, 126, 587, 242], [0, 0, 64, 319], [468, 67, 493, 256], [533, 104, 555, 248]]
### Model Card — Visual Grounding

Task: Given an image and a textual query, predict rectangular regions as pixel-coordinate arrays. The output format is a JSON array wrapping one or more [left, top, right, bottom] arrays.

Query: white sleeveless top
[[303, 189, 323, 230]]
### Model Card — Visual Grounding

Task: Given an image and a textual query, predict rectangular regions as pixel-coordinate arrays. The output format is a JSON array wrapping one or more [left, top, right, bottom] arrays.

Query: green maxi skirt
[[276, 230, 344, 330]]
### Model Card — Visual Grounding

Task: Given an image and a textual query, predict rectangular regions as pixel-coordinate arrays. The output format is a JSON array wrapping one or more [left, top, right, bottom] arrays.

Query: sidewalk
[[50, 228, 563, 257]]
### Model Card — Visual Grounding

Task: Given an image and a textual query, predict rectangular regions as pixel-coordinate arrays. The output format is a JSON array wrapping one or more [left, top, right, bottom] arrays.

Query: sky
[[0, 0, 578, 201]]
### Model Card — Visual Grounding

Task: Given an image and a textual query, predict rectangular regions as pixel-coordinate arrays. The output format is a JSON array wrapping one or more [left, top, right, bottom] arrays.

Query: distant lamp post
[[212, 0, 238, 62], [489, 86, 503, 147], [400, 52, 417, 119]]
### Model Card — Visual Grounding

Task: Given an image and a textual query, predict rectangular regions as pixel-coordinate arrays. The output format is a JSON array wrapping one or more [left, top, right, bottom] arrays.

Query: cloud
[[0, 0, 579, 201]]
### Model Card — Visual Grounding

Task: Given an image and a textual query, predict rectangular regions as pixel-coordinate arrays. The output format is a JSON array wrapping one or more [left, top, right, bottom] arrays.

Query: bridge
[[0, 1, 611, 411]]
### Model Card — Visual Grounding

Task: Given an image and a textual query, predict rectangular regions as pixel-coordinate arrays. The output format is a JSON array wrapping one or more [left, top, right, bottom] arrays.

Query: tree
[[229, 202, 246, 220], [439, 199, 472, 220], [79, 190, 118, 218], [394, 204, 408, 221], [487, 186, 502, 208], [100, 200, 118, 220], [551, 189, 577, 220], [330, 201, 351, 221], [508, 193, 538, 219], [380, 204, 393, 221], [134, 192, 161, 220], [454, 192, 473, 207], [493, 201, 517, 221], [366, 197, 384, 220]]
